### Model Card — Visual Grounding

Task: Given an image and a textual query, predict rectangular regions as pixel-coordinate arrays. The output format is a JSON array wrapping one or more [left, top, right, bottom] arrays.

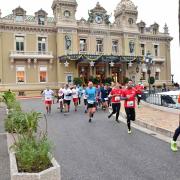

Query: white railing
[[1, 19, 54, 26], [153, 57, 165, 62], [9, 51, 54, 59]]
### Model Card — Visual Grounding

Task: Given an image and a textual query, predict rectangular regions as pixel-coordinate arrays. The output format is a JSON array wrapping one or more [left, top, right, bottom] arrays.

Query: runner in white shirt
[[82, 85, 88, 113], [63, 84, 72, 114], [42, 87, 54, 114], [72, 85, 79, 112], [58, 87, 64, 112]]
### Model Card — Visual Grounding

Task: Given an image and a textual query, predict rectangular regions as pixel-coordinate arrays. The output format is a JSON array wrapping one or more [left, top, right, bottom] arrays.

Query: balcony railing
[[9, 51, 54, 60], [153, 57, 165, 62]]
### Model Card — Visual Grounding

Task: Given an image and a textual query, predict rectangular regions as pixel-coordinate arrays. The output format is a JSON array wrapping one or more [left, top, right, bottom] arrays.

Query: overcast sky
[[0, 0, 179, 83]]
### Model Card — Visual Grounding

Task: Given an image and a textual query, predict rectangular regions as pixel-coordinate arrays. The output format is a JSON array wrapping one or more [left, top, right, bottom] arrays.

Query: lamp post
[[171, 74, 174, 84], [145, 51, 153, 95]]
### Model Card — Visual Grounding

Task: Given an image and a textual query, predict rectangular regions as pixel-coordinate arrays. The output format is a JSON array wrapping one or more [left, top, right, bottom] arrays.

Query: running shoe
[[171, 140, 178, 152], [108, 114, 112, 119], [89, 118, 92, 123], [84, 110, 87, 113], [116, 119, 120, 123], [128, 130, 132, 134]]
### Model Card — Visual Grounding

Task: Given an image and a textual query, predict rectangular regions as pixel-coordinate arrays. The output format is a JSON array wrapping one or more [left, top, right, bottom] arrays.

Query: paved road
[[21, 99, 180, 180], [0, 107, 10, 180]]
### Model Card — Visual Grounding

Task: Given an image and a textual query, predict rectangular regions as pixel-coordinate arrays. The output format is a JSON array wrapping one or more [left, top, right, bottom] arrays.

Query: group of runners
[[41, 81, 180, 152], [42, 80, 144, 134]]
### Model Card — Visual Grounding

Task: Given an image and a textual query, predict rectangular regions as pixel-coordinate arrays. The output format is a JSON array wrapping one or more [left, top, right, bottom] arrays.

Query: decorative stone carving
[[114, 0, 138, 18], [65, 35, 72, 50], [12, 6, 26, 16], [129, 41, 135, 54], [27, 58, 31, 64], [27, 58, 31, 69], [88, 2, 110, 25], [164, 23, 169, 34], [34, 58, 37, 64], [49, 59, 53, 64], [10, 58, 14, 63]]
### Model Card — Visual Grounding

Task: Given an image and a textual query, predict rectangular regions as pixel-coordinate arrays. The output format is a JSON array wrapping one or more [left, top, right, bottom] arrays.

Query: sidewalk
[[0, 107, 10, 180], [120, 101, 180, 138]]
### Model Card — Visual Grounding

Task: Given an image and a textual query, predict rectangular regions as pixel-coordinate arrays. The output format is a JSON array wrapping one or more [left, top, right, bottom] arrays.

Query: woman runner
[[108, 83, 122, 123]]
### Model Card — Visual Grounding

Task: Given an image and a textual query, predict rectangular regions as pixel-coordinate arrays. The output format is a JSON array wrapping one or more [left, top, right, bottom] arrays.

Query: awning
[[59, 54, 144, 63]]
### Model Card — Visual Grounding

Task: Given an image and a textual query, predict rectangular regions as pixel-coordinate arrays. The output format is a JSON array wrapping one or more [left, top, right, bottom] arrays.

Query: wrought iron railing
[[142, 91, 180, 109]]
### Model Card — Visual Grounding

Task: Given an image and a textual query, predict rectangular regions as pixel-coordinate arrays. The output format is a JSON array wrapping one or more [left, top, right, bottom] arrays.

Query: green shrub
[[2, 91, 21, 111], [14, 136, 52, 173], [5, 111, 41, 135], [3, 91, 16, 105], [123, 77, 130, 84], [148, 76, 155, 85], [73, 77, 83, 86], [105, 77, 114, 85], [89, 77, 100, 85], [0, 93, 4, 102]]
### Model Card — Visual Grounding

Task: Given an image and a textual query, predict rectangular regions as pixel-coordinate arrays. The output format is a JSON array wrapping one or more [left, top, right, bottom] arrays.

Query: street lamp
[[145, 51, 153, 95], [171, 74, 174, 84]]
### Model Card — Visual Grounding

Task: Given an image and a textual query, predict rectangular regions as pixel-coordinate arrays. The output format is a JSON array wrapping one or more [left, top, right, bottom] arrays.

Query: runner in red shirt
[[108, 83, 123, 123], [135, 82, 144, 107], [122, 81, 137, 134]]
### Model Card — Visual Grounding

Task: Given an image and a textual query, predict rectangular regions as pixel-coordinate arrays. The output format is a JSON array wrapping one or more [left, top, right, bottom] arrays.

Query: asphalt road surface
[[21, 99, 180, 180]]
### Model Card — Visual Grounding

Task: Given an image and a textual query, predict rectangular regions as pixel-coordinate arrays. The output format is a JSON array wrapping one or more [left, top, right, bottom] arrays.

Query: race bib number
[[138, 95, 142, 97], [88, 100, 94, 104], [127, 101, 134, 107], [59, 99, 63, 102], [104, 98, 108, 101], [115, 96, 120, 101]]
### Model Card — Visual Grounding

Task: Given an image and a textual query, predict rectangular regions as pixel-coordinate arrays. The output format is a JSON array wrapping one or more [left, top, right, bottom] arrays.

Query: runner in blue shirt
[[85, 82, 97, 123], [100, 84, 109, 111]]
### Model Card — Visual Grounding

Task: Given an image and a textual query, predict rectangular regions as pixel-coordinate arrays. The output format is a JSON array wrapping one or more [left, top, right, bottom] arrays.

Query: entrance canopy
[[59, 54, 143, 64]]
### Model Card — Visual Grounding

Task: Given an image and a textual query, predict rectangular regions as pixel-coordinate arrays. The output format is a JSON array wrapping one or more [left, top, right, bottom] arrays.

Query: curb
[[17, 96, 42, 100], [142, 101, 180, 115], [120, 111, 175, 138], [109, 107, 175, 138]]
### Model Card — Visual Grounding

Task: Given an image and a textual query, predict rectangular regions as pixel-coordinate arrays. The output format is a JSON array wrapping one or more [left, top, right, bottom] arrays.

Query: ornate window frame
[[14, 33, 26, 52], [36, 34, 48, 53]]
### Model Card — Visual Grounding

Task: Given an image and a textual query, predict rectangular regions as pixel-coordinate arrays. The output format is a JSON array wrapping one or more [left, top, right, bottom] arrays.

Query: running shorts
[[64, 100, 71, 106]]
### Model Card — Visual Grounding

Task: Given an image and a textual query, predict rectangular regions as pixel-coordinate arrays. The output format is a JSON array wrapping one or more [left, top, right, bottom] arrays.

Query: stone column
[[90, 66, 93, 76], [93, 67, 96, 77], [106, 63, 109, 77]]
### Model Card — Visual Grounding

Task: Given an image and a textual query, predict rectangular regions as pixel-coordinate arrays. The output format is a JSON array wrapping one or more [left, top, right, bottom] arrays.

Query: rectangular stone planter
[[7, 133, 61, 180]]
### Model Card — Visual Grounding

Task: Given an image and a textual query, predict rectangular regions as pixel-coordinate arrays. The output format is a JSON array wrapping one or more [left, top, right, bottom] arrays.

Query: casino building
[[0, 0, 173, 95]]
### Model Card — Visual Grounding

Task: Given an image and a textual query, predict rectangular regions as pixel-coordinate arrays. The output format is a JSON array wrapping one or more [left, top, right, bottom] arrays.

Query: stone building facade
[[0, 0, 173, 94]]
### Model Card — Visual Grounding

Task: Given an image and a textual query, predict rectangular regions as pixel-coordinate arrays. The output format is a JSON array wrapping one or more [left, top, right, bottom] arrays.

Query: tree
[[73, 77, 83, 86], [148, 76, 155, 85]]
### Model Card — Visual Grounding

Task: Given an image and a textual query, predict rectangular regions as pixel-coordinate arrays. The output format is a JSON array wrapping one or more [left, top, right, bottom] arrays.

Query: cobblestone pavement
[[121, 103, 180, 133], [0, 107, 10, 180], [20, 99, 180, 180]]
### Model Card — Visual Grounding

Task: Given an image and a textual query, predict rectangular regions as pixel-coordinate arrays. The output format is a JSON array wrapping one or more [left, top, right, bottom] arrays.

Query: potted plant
[[105, 77, 114, 85], [4, 93, 61, 180], [9, 134, 60, 180], [73, 77, 83, 86]]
